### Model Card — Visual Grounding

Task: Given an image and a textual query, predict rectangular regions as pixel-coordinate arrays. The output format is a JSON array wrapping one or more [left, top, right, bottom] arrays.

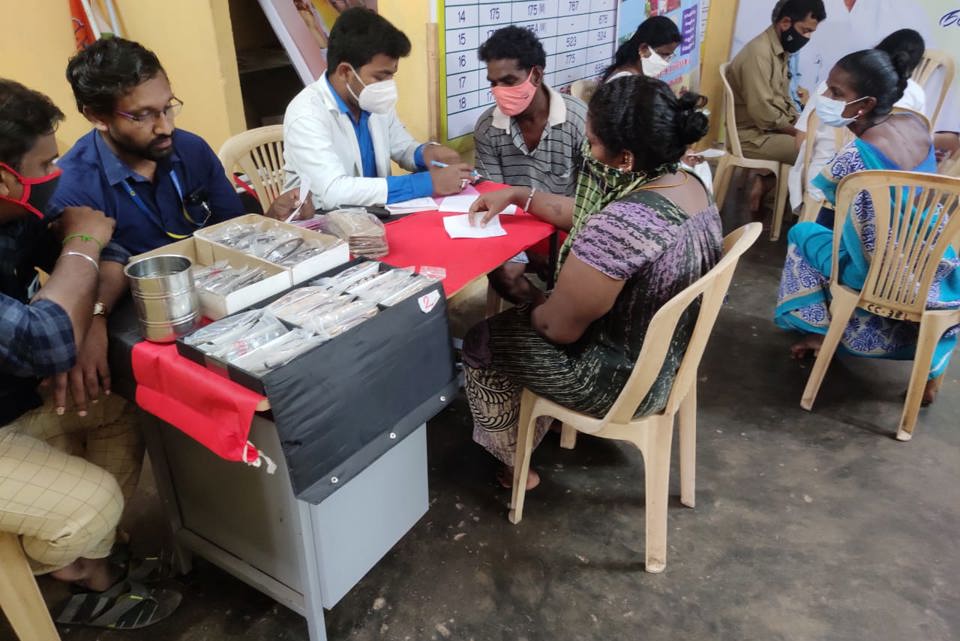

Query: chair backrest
[[217, 125, 286, 209], [603, 223, 762, 424], [833, 170, 960, 320], [912, 49, 955, 125], [570, 78, 599, 103], [941, 152, 960, 178], [718, 63, 744, 158]]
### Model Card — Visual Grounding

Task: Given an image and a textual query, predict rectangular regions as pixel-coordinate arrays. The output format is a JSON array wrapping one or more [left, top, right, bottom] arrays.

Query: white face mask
[[348, 67, 398, 114], [641, 50, 671, 78], [816, 95, 867, 128]]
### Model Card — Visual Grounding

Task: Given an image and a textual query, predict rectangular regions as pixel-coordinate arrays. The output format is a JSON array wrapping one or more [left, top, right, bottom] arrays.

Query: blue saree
[[775, 137, 960, 378]]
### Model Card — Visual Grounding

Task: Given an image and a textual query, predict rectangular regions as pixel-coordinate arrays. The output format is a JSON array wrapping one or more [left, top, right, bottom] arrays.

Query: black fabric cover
[[109, 268, 456, 504]]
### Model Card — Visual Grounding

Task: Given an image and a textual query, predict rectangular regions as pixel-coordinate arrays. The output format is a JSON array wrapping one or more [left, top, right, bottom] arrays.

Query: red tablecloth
[[380, 182, 556, 296], [129, 182, 554, 461], [132, 340, 266, 463]]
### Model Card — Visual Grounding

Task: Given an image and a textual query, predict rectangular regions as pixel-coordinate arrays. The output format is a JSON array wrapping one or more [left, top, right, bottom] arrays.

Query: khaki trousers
[[740, 132, 799, 166], [0, 393, 142, 573]]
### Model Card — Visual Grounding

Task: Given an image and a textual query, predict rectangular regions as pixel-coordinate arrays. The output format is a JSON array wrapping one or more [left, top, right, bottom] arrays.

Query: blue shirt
[[325, 76, 433, 204], [50, 129, 245, 261]]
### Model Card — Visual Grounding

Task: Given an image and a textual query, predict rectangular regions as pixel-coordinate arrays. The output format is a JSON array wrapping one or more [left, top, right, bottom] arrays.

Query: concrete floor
[[4, 188, 959, 641]]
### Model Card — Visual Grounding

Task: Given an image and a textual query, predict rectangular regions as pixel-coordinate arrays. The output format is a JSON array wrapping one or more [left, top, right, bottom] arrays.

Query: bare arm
[[468, 185, 575, 231], [530, 253, 624, 344]]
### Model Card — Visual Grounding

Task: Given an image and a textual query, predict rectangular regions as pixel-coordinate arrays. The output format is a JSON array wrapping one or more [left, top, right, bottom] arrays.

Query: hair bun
[[676, 91, 710, 147], [887, 49, 911, 95]]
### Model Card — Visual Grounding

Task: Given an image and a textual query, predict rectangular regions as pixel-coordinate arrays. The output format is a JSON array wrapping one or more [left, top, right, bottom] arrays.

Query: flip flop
[[107, 544, 178, 583], [54, 580, 181, 630]]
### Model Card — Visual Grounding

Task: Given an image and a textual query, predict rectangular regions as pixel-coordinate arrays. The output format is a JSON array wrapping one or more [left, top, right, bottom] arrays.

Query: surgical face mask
[[780, 24, 809, 54], [0, 163, 63, 219], [816, 95, 868, 128], [641, 50, 671, 78], [348, 67, 398, 115], [491, 70, 538, 117]]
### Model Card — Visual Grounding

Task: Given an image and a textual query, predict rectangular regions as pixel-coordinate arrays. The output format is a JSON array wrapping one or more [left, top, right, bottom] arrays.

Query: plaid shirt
[[0, 295, 76, 378]]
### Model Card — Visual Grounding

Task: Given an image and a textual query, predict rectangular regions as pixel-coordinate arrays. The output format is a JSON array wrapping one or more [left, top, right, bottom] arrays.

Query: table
[[111, 201, 556, 641]]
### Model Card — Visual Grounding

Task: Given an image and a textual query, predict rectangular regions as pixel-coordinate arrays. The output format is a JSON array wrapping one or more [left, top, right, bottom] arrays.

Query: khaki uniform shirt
[[728, 26, 799, 144]]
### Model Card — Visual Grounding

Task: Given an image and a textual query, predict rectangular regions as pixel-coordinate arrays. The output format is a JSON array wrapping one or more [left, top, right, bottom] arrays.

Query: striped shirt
[[473, 85, 586, 197]]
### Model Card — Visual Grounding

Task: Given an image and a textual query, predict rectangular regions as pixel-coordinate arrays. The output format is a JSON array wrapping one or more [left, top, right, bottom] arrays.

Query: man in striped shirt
[[474, 26, 587, 304]]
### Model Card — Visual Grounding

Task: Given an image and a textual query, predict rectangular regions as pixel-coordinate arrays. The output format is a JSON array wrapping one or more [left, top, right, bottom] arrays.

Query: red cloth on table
[[131, 341, 266, 463], [381, 183, 556, 296]]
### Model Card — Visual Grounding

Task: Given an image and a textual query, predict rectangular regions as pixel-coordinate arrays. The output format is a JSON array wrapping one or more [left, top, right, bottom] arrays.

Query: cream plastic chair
[[941, 152, 960, 178], [714, 63, 793, 241], [797, 110, 825, 224], [508, 223, 762, 573], [800, 170, 960, 440], [218, 124, 286, 210], [0, 532, 61, 641], [570, 78, 599, 103], [912, 49, 955, 126]]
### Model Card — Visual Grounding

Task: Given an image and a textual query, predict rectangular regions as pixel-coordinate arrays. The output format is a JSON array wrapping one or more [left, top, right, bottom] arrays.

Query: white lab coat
[[283, 76, 423, 209]]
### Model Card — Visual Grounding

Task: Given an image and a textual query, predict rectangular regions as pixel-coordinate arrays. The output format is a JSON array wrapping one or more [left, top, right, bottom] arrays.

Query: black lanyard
[[122, 169, 210, 239]]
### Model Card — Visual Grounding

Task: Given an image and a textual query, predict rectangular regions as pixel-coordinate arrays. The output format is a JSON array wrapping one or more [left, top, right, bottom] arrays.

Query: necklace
[[637, 171, 689, 191]]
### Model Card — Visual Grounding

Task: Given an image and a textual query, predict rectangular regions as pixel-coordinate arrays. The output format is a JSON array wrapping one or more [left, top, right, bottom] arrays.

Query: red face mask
[[492, 70, 538, 117], [0, 162, 63, 219]]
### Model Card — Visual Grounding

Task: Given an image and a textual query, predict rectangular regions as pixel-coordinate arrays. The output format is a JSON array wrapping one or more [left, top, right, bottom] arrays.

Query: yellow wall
[[378, 0, 434, 143], [699, 0, 739, 148], [0, 0, 244, 153]]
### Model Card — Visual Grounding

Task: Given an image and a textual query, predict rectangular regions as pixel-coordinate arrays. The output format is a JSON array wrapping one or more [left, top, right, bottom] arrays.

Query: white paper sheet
[[285, 176, 312, 222], [386, 197, 438, 214], [697, 148, 726, 159], [443, 214, 506, 239], [438, 193, 518, 216]]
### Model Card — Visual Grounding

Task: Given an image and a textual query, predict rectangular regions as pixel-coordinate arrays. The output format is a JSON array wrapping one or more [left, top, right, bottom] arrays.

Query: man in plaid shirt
[[0, 79, 178, 628]]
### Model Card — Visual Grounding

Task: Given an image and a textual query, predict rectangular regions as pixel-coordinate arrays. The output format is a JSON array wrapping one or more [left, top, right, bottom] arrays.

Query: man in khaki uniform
[[728, 0, 826, 165]]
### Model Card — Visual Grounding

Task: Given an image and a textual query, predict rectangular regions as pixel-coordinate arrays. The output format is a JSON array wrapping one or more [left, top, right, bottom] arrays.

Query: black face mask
[[780, 25, 810, 54]]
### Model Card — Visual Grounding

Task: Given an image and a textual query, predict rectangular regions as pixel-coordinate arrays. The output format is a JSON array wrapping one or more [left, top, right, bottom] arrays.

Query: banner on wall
[[258, 0, 378, 85], [616, 0, 706, 92], [731, 0, 960, 131]]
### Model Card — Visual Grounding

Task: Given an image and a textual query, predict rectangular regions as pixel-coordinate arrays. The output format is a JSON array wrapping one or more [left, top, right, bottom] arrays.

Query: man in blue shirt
[[283, 8, 474, 209], [50, 38, 309, 411], [0, 79, 177, 628]]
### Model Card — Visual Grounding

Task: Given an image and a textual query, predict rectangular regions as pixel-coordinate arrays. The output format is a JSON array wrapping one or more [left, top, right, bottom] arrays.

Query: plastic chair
[[570, 78, 599, 103], [800, 170, 960, 440], [0, 532, 60, 641], [941, 152, 960, 178], [218, 125, 286, 209], [797, 110, 825, 224], [508, 223, 762, 573], [912, 50, 955, 126], [714, 63, 793, 241]]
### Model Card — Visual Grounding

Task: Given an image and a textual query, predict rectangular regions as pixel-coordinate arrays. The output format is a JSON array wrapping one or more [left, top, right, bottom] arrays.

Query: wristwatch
[[93, 301, 106, 317]]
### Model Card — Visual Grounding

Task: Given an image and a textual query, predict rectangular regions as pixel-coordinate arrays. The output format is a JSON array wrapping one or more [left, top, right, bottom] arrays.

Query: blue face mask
[[816, 95, 868, 128]]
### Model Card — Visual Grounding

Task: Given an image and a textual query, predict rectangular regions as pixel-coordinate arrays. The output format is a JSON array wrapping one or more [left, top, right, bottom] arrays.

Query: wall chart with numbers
[[438, 0, 618, 146]]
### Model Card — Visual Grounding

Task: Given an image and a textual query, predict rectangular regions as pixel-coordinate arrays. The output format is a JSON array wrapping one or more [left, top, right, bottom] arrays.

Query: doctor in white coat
[[283, 8, 471, 210]]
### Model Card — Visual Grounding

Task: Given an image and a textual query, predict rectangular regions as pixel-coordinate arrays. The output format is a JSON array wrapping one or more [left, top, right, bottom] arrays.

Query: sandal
[[108, 544, 178, 583], [54, 580, 181, 629]]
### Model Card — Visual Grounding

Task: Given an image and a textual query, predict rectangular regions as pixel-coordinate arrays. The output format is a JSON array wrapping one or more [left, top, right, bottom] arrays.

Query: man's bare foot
[[749, 173, 776, 216], [50, 557, 122, 592], [790, 334, 824, 359], [497, 466, 540, 490]]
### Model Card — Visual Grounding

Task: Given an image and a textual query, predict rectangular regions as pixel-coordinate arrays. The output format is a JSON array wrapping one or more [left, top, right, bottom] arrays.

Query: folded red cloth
[[131, 341, 266, 462], [381, 183, 555, 296]]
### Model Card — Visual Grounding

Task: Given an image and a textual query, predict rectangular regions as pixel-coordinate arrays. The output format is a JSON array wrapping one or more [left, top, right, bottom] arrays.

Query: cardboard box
[[134, 238, 292, 320], [194, 214, 349, 284]]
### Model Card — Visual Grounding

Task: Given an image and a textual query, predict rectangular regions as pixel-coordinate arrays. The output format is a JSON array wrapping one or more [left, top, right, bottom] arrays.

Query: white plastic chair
[[508, 223, 762, 573]]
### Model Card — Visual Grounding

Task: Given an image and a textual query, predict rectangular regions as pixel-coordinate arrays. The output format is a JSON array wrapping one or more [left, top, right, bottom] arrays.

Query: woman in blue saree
[[776, 49, 960, 404]]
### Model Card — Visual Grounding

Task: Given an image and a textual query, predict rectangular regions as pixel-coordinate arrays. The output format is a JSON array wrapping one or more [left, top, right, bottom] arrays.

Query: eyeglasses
[[115, 98, 184, 126]]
